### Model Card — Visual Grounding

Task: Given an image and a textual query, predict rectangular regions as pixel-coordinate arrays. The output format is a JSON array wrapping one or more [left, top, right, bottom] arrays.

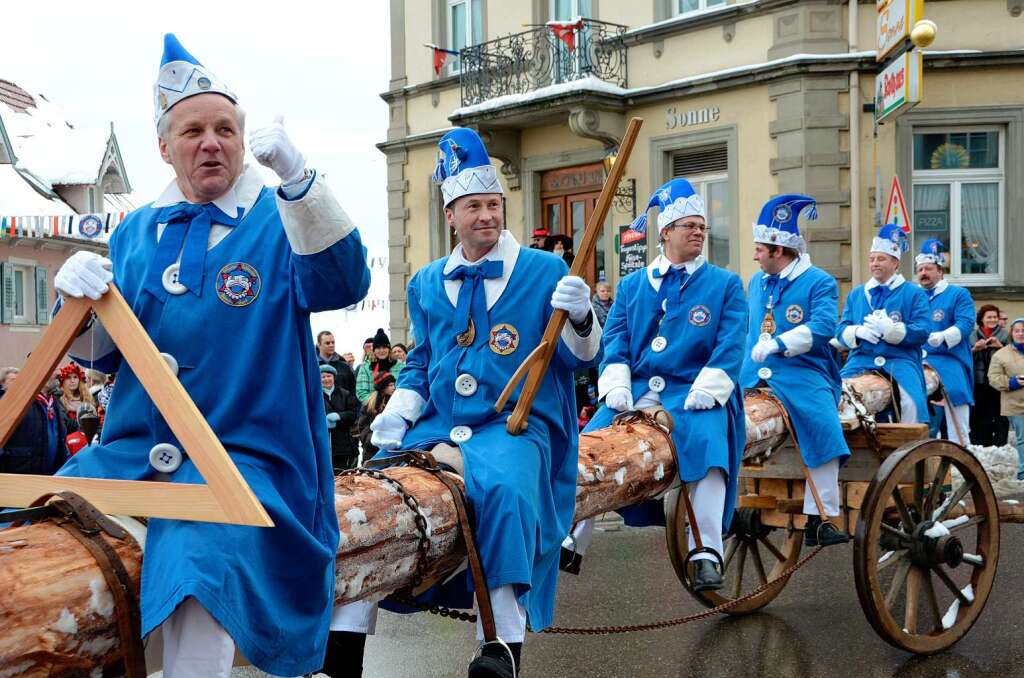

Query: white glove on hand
[[854, 325, 882, 345], [684, 388, 716, 411], [605, 386, 633, 412], [550, 275, 592, 324], [369, 410, 408, 450], [326, 413, 339, 429], [55, 251, 113, 300], [864, 311, 894, 337], [249, 116, 307, 185], [927, 331, 945, 348], [751, 338, 781, 363]]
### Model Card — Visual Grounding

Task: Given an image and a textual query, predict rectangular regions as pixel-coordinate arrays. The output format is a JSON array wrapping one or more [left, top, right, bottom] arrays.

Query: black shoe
[[691, 558, 723, 592], [468, 640, 521, 678], [320, 630, 366, 678], [804, 515, 850, 547], [559, 546, 582, 575]]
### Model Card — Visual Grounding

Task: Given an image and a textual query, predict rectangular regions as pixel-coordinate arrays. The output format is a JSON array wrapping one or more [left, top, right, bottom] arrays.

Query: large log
[[0, 371, 924, 675]]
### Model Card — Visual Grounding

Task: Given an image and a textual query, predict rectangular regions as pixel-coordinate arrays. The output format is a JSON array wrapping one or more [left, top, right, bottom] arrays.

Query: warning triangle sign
[[885, 176, 911, 233], [0, 287, 272, 526]]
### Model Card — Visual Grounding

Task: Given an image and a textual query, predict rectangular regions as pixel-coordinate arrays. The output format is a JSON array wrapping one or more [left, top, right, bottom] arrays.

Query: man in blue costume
[[915, 239, 975, 446], [741, 195, 850, 546], [328, 128, 601, 678], [50, 34, 369, 677], [563, 178, 747, 591], [836, 224, 930, 424]]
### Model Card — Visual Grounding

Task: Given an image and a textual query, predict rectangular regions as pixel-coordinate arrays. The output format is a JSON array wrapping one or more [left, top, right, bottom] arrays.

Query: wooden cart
[[662, 401, 1010, 654]]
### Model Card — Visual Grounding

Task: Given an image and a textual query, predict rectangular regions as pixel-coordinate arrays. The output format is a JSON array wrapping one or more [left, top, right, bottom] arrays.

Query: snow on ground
[[960, 443, 1024, 498]]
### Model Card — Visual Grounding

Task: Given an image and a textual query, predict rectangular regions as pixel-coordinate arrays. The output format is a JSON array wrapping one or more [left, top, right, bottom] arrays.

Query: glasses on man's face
[[669, 221, 709, 234]]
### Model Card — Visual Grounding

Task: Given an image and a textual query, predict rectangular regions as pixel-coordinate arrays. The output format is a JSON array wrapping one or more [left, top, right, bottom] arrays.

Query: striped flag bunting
[[0, 212, 128, 243]]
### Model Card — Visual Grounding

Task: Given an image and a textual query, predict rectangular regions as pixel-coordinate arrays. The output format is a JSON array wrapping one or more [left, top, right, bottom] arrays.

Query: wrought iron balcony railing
[[459, 19, 628, 108]]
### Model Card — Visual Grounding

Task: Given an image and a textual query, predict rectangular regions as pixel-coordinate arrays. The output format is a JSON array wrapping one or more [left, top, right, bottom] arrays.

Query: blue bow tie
[[444, 259, 504, 347], [654, 266, 688, 311], [926, 286, 938, 299], [148, 202, 242, 298], [869, 284, 892, 309]]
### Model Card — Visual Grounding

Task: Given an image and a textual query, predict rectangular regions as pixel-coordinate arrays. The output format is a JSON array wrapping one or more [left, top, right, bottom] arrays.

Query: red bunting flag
[[425, 43, 460, 75], [547, 18, 584, 53]]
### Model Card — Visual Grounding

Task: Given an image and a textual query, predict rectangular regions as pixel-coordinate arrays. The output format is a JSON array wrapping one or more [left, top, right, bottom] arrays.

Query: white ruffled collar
[[646, 254, 704, 291]]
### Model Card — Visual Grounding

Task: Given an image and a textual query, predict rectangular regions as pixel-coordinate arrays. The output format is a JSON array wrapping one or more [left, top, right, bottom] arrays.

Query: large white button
[[455, 373, 478, 397], [149, 443, 183, 473], [757, 367, 773, 380], [651, 337, 668, 353], [160, 352, 179, 376], [922, 349, 928, 358], [162, 263, 187, 295], [874, 356, 887, 367], [450, 425, 473, 444], [648, 376, 666, 393]]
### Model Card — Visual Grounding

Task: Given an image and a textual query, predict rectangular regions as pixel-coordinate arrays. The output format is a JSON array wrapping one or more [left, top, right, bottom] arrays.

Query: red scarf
[[981, 326, 995, 339], [35, 393, 55, 420]]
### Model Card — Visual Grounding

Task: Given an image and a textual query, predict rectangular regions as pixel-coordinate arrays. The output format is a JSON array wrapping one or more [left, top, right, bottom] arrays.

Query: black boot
[[559, 546, 582, 575], [804, 515, 850, 547], [320, 630, 366, 678], [691, 558, 723, 592], [468, 640, 522, 678]]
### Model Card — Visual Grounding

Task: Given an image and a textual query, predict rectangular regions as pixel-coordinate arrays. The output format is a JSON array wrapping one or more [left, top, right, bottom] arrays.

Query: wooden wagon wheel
[[666, 490, 803, 614], [853, 439, 1000, 654]]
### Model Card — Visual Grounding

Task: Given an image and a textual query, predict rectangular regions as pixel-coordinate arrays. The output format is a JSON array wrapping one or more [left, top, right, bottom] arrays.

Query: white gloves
[[249, 116, 307, 185], [751, 338, 781, 363], [605, 387, 633, 412], [326, 412, 340, 429], [684, 388, 716, 411], [927, 331, 945, 348], [550, 275, 592, 324], [854, 325, 881, 345], [369, 410, 408, 450], [864, 311, 894, 337], [55, 251, 113, 300]]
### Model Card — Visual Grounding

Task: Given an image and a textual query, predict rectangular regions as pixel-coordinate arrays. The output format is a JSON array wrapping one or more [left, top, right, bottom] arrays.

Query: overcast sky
[[3, 0, 394, 358]]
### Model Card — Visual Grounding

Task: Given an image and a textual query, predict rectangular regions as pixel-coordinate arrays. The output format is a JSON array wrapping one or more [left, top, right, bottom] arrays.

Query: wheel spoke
[[962, 553, 985, 568], [945, 515, 984, 533], [877, 549, 909, 572], [750, 543, 768, 584], [923, 458, 952, 518], [891, 488, 917, 530], [733, 543, 747, 598], [904, 567, 920, 634], [885, 558, 911, 610], [914, 460, 926, 514], [881, 522, 913, 544], [923, 573, 944, 633], [759, 535, 786, 563], [723, 538, 739, 572], [934, 479, 974, 523], [932, 565, 971, 605]]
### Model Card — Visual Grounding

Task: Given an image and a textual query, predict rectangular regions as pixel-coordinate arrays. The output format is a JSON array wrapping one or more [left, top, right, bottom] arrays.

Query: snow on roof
[[0, 165, 75, 216]]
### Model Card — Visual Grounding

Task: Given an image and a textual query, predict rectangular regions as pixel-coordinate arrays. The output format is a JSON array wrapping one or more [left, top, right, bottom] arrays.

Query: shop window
[[672, 144, 730, 268], [912, 127, 1004, 283], [673, 0, 727, 17], [447, 0, 483, 73]]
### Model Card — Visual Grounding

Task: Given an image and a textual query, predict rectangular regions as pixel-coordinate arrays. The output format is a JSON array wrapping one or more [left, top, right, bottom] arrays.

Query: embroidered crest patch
[[489, 323, 519, 355], [889, 311, 903, 323], [216, 262, 261, 307], [932, 309, 945, 322], [78, 215, 102, 239], [785, 304, 804, 324], [688, 305, 711, 327], [773, 205, 792, 223]]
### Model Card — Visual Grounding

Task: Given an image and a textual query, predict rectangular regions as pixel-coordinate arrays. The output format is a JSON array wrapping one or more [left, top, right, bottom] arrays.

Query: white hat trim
[[752, 224, 806, 253], [870, 237, 902, 259], [441, 165, 503, 206], [915, 253, 946, 267], [657, 194, 706, 229]]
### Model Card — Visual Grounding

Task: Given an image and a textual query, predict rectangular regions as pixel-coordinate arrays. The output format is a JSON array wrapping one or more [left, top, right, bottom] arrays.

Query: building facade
[[0, 79, 133, 368], [380, 0, 1024, 344]]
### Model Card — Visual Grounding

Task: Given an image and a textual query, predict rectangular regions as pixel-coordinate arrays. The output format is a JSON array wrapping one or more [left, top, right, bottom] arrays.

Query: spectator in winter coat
[[355, 328, 404, 403], [390, 343, 408, 363], [970, 304, 1010, 446], [987, 318, 1024, 479], [0, 370, 70, 474], [1, 366, 20, 395], [356, 373, 395, 458], [592, 281, 614, 328], [316, 330, 356, 394], [321, 364, 360, 470]]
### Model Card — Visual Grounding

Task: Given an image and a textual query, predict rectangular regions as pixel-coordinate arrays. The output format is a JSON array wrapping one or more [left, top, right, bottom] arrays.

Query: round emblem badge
[[888, 311, 902, 323], [932, 309, 945, 322], [216, 262, 261, 307], [489, 323, 519, 355], [78, 214, 103, 239], [688, 305, 711, 327], [197, 76, 212, 90], [785, 304, 804, 324], [773, 205, 792, 224]]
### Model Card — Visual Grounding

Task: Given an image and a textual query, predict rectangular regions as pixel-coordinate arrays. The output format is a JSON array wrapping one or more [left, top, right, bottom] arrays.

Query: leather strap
[[678, 482, 703, 550]]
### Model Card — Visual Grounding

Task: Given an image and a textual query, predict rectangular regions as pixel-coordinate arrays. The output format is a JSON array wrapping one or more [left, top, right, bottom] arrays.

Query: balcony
[[459, 19, 628, 108]]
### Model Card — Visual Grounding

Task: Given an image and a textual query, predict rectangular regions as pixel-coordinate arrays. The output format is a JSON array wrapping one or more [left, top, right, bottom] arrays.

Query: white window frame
[[912, 126, 1005, 286], [687, 172, 729, 265], [672, 0, 728, 18], [447, 0, 481, 75], [9, 260, 35, 325]]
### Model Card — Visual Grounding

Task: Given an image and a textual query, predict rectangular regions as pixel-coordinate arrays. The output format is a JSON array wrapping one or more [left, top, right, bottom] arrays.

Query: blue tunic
[[378, 232, 600, 632], [584, 255, 747, 533], [740, 257, 849, 469], [920, 280, 976, 407], [59, 169, 369, 676], [836, 276, 930, 423]]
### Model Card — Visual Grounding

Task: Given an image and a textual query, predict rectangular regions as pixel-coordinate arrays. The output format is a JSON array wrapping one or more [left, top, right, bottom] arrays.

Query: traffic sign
[[884, 176, 911, 234]]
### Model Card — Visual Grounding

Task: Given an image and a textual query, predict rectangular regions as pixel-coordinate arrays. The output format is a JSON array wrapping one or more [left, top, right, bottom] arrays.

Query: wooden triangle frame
[[0, 285, 272, 527]]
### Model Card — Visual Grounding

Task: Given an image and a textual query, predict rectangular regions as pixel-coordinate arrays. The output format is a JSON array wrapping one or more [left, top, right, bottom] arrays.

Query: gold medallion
[[760, 309, 776, 336], [456, 318, 476, 347]]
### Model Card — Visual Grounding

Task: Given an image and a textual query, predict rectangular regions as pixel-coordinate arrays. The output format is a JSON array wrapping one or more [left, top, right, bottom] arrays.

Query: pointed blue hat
[[915, 238, 947, 267], [630, 178, 705, 234], [752, 194, 817, 253], [432, 128, 503, 207], [871, 223, 909, 259], [154, 33, 236, 127]]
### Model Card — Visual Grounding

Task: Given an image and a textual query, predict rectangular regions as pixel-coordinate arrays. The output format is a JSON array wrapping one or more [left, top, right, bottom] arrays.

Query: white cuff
[[883, 322, 907, 344], [942, 325, 963, 348], [276, 173, 357, 255], [777, 325, 813, 357], [597, 363, 631, 399], [841, 325, 860, 349], [385, 387, 426, 425], [829, 337, 843, 350], [560, 308, 602, 362], [691, 366, 734, 406]]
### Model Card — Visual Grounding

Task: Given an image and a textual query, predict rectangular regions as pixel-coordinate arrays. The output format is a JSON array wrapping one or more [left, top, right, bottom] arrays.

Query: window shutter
[[672, 144, 728, 177], [35, 265, 49, 325], [1, 263, 13, 324]]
